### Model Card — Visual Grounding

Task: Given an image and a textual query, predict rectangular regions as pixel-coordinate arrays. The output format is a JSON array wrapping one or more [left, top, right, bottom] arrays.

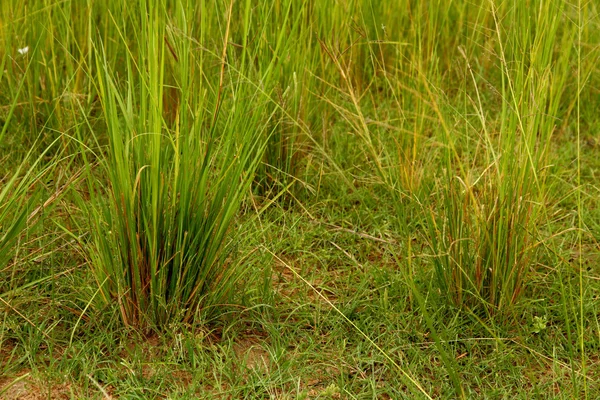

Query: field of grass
[[1, 0, 599, 398]]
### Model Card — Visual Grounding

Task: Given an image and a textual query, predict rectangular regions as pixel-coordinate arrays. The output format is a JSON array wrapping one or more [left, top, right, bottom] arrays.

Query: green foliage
[[0, 44, 67, 282], [0, 0, 599, 398], [79, 0, 277, 330], [427, 0, 575, 315]]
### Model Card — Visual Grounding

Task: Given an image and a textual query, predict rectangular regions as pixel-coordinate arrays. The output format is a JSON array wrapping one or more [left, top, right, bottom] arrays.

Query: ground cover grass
[[1, 0, 599, 398]]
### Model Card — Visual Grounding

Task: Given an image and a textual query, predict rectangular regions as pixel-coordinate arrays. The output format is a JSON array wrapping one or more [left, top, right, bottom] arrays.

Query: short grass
[[1, 0, 599, 399]]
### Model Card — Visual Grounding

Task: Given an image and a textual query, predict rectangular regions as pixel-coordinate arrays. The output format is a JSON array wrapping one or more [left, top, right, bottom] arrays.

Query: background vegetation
[[1, 0, 599, 398]]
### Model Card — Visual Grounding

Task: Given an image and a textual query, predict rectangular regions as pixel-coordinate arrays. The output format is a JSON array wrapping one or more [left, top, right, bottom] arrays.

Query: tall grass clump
[[313, 1, 473, 219], [0, 42, 67, 279], [315, 0, 577, 316], [81, 0, 273, 330], [427, 0, 575, 315], [237, 1, 323, 200], [0, 1, 94, 151]]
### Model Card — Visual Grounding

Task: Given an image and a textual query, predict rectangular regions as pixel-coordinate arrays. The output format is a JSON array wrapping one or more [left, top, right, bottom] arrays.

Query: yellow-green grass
[[1, 0, 598, 398]]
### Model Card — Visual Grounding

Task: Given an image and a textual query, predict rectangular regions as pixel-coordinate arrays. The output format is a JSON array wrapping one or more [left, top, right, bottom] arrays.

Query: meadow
[[0, 0, 599, 398]]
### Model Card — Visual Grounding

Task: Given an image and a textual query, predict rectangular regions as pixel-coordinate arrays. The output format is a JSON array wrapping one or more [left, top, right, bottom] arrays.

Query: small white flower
[[18, 46, 29, 55]]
